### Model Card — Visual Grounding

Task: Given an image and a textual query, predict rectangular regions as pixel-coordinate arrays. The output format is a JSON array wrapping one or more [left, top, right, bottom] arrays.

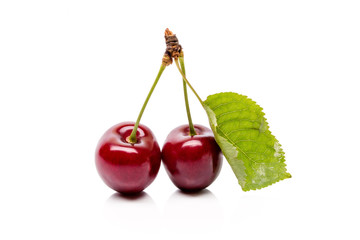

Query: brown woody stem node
[[162, 28, 182, 66]]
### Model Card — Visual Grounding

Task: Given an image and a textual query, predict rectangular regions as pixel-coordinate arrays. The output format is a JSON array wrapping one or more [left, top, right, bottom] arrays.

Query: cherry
[[95, 61, 166, 194], [160, 32, 223, 191], [95, 122, 161, 194], [162, 124, 223, 192]]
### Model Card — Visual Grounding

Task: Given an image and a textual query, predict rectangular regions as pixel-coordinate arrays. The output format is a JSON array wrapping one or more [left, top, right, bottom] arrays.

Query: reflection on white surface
[[163, 190, 223, 232], [103, 192, 159, 230], [102, 190, 223, 234]]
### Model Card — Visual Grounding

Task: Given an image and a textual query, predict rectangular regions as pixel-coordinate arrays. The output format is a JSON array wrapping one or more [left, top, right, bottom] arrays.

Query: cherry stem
[[174, 59, 204, 107], [128, 64, 166, 143], [179, 57, 196, 136]]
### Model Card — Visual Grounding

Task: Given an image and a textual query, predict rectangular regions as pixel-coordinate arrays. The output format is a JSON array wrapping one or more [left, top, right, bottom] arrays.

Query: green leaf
[[203, 92, 291, 191]]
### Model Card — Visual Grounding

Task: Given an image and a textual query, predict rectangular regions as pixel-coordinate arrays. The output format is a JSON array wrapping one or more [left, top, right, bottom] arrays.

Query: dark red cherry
[[162, 124, 223, 192], [95, 122, 161, 194]]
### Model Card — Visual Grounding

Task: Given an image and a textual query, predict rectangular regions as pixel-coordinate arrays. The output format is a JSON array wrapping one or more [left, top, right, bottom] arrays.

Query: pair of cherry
[[95, 29, 222, 195], [95, 122, 222, 194]]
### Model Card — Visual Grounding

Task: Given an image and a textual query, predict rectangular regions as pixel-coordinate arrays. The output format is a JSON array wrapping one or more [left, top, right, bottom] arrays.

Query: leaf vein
[[218, 118, 261, 128], [217, 108, 249, 118], [211, 100, 245, 110]]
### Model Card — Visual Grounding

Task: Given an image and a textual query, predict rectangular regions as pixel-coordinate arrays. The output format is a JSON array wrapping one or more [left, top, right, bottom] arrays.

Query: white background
[[1, 0, 359, 239]]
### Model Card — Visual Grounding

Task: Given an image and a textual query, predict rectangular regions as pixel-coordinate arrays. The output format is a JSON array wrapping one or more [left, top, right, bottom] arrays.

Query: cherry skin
[[95, 122, 161, 194], [162, 124, 223, 192]]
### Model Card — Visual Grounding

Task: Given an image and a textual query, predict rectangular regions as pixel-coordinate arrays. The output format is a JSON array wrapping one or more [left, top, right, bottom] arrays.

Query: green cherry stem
[[179, 57, 196, 136], [174, 58, 204, 107], [128, 64, 166, 143]]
